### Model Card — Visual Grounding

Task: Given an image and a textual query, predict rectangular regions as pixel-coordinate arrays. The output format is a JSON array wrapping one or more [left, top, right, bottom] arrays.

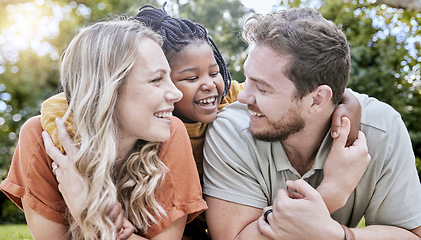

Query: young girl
[[0, 19, 207, 239], [40, 4, 366, 240]]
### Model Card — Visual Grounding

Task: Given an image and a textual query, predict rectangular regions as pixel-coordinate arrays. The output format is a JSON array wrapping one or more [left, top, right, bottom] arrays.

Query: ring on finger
[[264, 209, 273, 225], [52, 162, 59, 175]]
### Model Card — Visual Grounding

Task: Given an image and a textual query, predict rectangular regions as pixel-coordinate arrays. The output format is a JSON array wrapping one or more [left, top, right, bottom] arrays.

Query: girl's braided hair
[[132, 3, 231, 97]]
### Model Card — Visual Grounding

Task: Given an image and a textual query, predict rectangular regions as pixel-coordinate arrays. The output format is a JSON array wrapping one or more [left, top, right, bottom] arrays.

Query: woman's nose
[[167, 84, 183, 103]]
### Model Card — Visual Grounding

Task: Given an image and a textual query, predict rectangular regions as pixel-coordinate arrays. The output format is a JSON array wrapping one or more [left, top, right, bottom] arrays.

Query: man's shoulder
[[213, 101, 250, 131]]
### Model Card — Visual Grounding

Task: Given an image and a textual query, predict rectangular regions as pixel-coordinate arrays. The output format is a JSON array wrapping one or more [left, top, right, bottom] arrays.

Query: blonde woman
[[0, 19, 207, 239]]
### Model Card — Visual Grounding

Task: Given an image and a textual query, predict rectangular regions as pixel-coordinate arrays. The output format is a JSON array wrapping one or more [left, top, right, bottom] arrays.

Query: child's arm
[[318, 117, 371, 213], [331, 89, 361, 147]]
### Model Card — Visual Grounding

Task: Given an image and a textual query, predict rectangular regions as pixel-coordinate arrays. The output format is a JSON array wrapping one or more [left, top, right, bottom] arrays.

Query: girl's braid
[[132, 3, 231, 97]]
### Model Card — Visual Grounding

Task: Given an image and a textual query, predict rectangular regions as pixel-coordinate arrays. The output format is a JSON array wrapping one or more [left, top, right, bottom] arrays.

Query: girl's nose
[[200, 78, 217, 91]]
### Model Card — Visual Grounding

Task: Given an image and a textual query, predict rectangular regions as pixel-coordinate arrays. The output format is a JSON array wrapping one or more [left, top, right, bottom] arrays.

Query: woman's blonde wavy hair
[[60, 18, 167, 239]]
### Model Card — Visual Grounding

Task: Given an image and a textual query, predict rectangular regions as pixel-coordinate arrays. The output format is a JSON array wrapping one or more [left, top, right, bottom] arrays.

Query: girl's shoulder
[[218, 80, 244, 111]]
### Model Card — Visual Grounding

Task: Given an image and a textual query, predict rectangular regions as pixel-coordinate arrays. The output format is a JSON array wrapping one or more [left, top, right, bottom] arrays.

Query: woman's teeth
[[154, 111, 172, 119]]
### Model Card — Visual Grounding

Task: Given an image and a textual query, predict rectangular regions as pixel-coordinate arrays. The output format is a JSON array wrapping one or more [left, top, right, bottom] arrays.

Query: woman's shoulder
[[19, 116, 43, 138], [159, 116, 191, 158], [169, 116, 185, 132]]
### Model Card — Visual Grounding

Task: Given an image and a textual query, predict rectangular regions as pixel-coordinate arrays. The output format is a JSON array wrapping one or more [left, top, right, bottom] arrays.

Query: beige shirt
[[203, 91, 421, 230]]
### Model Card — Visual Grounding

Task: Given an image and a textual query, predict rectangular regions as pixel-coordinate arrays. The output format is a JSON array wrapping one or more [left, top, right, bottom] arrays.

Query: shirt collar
[[272, 129, 333, 173]]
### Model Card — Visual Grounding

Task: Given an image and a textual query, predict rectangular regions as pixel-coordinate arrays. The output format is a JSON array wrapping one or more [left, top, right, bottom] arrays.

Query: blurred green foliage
[[0, 0, 420, 224], [0, 224, 31, 239]]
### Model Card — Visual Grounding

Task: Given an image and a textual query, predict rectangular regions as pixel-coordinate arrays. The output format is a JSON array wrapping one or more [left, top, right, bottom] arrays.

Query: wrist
[[316, 182, 348, 213], [341, 225, 355, 240], [328, 222, 346, 240]]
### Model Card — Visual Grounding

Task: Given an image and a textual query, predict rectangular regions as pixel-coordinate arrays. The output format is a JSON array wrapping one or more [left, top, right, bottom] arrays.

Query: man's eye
[[257, 86, 266, 93]]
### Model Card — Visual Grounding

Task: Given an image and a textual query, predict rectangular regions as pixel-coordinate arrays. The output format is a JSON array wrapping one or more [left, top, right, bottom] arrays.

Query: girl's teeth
[[199, 97, 216, 104]]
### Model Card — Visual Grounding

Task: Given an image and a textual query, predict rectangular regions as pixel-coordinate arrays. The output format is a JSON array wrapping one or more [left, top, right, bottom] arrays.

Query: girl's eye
[[184, 76, 198, 81], [210, 72, 219, 77]]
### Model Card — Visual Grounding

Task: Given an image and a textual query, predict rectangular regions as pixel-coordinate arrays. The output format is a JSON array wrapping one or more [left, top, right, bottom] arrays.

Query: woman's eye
[[151, 77, 163, 83], [184, 76, 198, 81]]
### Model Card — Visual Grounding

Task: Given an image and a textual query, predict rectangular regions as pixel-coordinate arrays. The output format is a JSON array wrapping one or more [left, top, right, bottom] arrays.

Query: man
[[203, 8, 421, 240]]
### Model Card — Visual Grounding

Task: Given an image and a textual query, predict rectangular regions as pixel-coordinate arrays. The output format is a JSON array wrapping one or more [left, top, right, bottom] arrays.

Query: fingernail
[[331, 131, 338, 138], [341, 117, 346, 126]]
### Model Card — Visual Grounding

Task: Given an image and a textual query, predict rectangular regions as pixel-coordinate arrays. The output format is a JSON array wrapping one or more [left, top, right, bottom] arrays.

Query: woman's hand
[[43, 118, 135, 238], [318, 117, 371, 213], [42, 118, 87, 226]]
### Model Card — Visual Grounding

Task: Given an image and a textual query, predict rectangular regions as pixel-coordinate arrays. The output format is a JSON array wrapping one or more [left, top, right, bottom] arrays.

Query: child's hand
[[331, 89, 361, 147], [118, 219, 136, 240], [318, 117, 371, 213], [107, 202, 135, 240]]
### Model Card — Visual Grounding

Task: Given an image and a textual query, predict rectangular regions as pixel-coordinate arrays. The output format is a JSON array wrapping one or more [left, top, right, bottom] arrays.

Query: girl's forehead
[[165, 39, 209, 63], [181, 40, 211, 52], [169, 42, 213, 63]]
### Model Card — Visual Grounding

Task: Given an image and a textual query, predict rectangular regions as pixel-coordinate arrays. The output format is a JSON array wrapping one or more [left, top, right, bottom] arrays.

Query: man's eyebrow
[[248, 76, 273, 89]]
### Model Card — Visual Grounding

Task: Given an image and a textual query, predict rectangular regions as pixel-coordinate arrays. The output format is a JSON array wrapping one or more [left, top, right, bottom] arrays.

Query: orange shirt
[[0, 116, 207, 238]]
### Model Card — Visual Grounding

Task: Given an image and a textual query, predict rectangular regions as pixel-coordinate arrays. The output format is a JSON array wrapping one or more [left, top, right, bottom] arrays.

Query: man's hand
[[258, 179, 343, 240]]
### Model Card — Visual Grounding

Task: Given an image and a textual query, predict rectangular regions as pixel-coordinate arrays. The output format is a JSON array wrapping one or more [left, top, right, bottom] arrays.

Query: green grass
[[0, 217, 365, 239], [0, 224, 32, 240], [358, 217, 365, 228]]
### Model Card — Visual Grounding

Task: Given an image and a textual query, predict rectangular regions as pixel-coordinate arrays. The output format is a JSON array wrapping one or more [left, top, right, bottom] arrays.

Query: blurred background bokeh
[[0, 0, 420, 224]]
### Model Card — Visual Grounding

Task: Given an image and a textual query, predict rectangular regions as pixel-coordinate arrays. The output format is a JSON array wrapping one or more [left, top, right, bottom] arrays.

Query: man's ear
[[309, 85, 333, 113]]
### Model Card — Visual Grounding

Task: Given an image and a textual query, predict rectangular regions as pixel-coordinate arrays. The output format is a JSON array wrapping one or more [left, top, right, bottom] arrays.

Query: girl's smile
[[170, 42, 225, 123]]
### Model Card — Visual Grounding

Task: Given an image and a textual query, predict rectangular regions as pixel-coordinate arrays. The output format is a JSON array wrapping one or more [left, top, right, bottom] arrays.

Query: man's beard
[[250, 108, 305, 142]]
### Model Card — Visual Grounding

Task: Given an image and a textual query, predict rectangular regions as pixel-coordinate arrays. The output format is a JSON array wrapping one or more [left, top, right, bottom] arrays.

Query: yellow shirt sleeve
[[218, 80, 244, 111], [40, 92, 77, 153]]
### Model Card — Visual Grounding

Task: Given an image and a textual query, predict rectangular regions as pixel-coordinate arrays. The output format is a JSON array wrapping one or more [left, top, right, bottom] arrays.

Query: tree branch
[[375, 0, 421, 11]]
